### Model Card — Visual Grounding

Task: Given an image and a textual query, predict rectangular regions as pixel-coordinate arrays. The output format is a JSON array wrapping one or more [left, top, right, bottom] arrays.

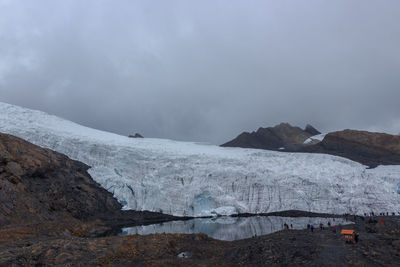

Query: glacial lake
[[120, 216, 350, 241]]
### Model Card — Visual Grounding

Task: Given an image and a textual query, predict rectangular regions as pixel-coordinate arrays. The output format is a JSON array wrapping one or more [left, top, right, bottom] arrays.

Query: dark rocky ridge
[[222, 124, 400, 168], [304, 124, 321, 136], [221, 123, 315, 151], [301, 130, 400, 168], [0, 132, 119, 226]]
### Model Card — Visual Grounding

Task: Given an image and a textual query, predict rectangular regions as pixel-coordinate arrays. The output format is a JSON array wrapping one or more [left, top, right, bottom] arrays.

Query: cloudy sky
[[0, 0, 399, 144]]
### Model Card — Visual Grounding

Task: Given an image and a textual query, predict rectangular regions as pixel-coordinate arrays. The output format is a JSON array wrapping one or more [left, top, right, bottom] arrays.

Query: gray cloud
[[1, 0, 400, 143]]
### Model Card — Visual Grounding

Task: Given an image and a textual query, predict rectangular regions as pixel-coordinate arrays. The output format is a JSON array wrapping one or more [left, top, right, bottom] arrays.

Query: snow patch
[[304, 133, 326, 144]]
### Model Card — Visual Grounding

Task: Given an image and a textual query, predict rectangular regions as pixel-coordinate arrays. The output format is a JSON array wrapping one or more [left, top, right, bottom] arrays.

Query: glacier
[[0, 101, 399, 216]]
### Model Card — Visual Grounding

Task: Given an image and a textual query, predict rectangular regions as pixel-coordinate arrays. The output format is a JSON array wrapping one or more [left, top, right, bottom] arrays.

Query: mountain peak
[[304, 124, 321, 136], [222, 122, 316, 150]]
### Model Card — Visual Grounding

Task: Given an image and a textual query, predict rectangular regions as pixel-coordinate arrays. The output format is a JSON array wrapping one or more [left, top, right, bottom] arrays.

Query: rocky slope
[[222, 124, 400, 168], [301, 130, 400, 168], [0, 132, 123, 227]]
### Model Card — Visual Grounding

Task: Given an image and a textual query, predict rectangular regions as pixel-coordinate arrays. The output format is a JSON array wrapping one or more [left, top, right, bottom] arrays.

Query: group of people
[[364, 211, 399, 217], [305, 222, 336, 233], [282, 211, 399, 231], [283, 221, 338, 233], [283, 223, 293, 229]]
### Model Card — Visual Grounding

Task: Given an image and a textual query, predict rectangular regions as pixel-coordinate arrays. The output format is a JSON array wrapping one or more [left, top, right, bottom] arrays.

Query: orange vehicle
[[341, 229, 356, 244]]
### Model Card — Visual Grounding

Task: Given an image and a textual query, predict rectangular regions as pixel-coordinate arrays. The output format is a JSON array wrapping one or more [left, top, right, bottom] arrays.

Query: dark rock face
[[300, 130, 400, 168], [304, 124, 321, 136], [221, 123, 317, 151], [129, 133, 143, 138], [0, 133, 122, 227]]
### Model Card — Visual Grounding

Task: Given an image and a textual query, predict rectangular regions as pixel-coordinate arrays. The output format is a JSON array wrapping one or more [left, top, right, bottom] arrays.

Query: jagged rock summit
[[305, 124, 321, 136], [221, 123, 319, 151]]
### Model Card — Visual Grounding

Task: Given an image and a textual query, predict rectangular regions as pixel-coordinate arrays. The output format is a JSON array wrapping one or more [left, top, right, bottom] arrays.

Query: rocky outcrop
[[305, 124, 321, 136], [129, 133, 143, 138], [0, 133, 122, 227], [221, 123, 317, 151], [301, 130, 400, 168]]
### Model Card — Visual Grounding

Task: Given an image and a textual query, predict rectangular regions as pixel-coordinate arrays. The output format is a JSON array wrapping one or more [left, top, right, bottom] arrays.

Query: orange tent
[[341, 229, 355, 243], [341, 230, 354, 235]]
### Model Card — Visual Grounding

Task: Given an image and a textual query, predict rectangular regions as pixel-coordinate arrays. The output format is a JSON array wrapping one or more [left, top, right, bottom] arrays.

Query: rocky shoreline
[[1, 214, 399, 266]]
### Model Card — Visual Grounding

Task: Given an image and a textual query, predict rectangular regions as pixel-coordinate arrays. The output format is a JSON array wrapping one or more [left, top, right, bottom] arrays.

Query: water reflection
[[120, 216, 350, 241]]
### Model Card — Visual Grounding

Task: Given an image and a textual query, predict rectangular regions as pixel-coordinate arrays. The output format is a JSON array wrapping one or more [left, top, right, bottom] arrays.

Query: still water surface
[[120, 216, 350, 241]]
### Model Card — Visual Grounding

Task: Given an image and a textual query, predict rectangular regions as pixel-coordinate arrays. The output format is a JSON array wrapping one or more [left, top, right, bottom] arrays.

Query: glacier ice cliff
[[0, 102, 399, 216]]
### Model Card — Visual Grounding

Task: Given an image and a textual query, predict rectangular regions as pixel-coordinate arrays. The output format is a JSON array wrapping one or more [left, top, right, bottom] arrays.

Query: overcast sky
[[0, 0, 399, 144]]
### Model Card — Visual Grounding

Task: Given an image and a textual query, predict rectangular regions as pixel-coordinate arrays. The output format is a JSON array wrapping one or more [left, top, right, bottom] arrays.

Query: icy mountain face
[[0, 102, 399, 216]]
